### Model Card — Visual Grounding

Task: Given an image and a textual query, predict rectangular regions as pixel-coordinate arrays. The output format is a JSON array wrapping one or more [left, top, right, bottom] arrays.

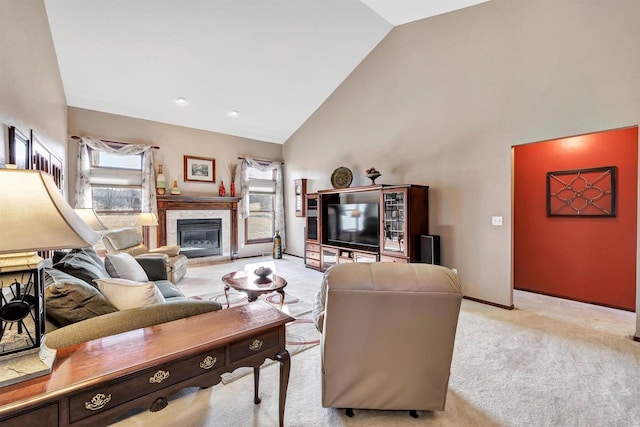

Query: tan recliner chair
[[102, 227, 188, 284], [313, 262, 462, 415]]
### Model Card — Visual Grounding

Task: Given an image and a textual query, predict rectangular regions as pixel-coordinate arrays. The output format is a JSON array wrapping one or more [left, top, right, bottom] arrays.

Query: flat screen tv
[[326, 203, 379, 249]]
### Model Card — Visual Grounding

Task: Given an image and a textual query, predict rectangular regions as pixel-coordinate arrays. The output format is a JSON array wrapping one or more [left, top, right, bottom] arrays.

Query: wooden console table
[[0, 302, 293, 427]]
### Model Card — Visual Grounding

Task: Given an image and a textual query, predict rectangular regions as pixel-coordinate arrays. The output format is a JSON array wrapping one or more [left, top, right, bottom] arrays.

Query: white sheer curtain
[[239, 158, 285, 249], [74, 137, 157, 214]]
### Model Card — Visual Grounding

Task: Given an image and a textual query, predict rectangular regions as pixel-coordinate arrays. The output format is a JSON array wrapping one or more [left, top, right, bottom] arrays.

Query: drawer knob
[[199, 355, 217, 369], [85, 393, 112, 411], [249, 339, 263, 351], [149, 370, 170, 384]]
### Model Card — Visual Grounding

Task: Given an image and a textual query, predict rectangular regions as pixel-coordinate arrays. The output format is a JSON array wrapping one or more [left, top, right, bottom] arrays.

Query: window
[[90, 149, 143, 214], [245, 166, 276, 243]]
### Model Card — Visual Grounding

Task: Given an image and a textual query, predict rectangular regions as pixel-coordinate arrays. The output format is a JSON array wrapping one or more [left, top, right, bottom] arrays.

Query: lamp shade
[[74, 208, 108, 231], [137, 212, 159, 226], [0, 170, 101, 253]]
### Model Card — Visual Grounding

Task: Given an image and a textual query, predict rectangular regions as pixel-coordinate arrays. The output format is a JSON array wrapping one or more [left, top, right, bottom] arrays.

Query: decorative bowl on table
[[254, 267, 273, 284]]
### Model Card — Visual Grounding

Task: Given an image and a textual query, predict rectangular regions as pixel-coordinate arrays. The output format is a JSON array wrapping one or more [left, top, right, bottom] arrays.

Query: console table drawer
[[68, 347, 226, 423], [0, 403, 58, 426], [230, 330, 279, 362]]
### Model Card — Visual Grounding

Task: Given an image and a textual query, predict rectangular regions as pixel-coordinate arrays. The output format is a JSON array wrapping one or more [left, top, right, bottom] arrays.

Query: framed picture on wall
[[546, 166, 617, 217], [8, 126, 31, 169], [184, 155, 215, 182]]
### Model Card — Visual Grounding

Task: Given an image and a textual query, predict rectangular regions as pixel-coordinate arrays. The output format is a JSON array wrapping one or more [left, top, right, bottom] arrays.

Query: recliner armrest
[[135, 254, 169, 281], [149, 245, 181, 256]]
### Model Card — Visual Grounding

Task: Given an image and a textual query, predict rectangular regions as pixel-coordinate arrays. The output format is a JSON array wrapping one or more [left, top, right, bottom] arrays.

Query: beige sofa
[[102, 227, 188, 284], [313, 262, 462, 414]]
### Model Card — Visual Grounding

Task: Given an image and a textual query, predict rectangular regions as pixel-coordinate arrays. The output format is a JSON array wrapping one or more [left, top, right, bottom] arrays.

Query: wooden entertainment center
[[305, 184, 430, 270]]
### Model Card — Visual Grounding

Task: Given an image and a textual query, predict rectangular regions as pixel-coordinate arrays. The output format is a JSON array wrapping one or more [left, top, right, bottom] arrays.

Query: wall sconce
[[0, 170, 100, 387]]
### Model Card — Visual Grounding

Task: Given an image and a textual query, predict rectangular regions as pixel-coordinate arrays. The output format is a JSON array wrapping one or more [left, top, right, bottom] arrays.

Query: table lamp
[[0, 169, 101, 387], [137, 212, 159, 248], [73, 208, 108, 231]]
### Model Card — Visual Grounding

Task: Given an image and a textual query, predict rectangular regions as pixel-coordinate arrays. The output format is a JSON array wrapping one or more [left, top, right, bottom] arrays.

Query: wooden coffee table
[[222, 271, 287, 309]]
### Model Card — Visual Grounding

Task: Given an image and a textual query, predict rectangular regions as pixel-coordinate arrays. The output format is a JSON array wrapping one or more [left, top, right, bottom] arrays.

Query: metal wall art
[[546, 166, 616, 217]]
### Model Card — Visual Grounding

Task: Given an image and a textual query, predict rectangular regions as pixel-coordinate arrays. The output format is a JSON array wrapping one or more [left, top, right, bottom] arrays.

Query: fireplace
[[177, 219, 222, 258], [157, 194, 240, 260]]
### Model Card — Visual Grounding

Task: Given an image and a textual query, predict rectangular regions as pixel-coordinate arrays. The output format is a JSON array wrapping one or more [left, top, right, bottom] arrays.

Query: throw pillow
[[45, 268, 118, 326], [53, 248, 110, 288], [94, 278, 165, 310], [104, 253, 149, 282]]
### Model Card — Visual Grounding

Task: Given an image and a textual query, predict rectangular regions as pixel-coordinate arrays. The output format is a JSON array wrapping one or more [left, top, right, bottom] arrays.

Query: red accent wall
[[514, 127, 638, 311]]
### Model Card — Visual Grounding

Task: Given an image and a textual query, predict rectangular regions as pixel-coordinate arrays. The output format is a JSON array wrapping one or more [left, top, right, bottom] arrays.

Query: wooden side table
[[222, 271, 288, 309]]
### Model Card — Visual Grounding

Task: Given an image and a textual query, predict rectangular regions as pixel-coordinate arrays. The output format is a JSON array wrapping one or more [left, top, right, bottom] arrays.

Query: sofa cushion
[[104, 252, 149, 282], [95, 278, 166, 310], [44, 268, 118, 327], [53, 248, 110, 288], [154, 279, 186, 300], [134, 254, 169, 281]]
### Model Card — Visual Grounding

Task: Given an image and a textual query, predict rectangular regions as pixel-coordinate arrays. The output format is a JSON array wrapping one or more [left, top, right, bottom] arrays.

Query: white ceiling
[[44, 0, 489, 144]]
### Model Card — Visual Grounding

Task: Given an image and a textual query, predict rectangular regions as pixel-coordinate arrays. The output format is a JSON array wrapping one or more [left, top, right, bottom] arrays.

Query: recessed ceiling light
[[228, 110, 239, 118], [175, 97, 187, 105]]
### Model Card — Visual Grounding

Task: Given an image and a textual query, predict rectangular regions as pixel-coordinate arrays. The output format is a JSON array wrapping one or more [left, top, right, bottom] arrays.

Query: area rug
[[192, 288, 321, 384]]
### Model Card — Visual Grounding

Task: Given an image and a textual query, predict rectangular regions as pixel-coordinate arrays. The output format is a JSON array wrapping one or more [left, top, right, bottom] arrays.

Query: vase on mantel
[[156, 164, 166, 195], [170, 179, 181, 195], [219, 181, 226, 197], [230, 181, 236, 197]]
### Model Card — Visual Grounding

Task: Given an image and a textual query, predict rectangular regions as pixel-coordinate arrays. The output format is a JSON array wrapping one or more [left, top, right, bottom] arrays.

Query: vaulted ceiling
[[44, 0, 489, 144]]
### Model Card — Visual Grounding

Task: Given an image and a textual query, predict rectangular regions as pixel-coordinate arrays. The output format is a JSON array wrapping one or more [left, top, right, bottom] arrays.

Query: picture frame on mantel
[[184, 155, 215, 182], [8, 126, 31, 170]]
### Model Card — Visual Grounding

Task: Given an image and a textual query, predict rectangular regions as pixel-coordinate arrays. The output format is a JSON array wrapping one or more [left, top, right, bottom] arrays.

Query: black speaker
[[420, 235, 441, 265]]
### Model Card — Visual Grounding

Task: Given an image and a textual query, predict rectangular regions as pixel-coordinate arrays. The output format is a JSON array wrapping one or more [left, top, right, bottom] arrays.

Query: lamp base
[[0, 342, 56, 388]]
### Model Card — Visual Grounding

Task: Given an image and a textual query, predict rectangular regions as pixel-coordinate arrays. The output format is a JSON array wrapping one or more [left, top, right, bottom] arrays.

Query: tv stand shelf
[[305, 184, 429, 270]]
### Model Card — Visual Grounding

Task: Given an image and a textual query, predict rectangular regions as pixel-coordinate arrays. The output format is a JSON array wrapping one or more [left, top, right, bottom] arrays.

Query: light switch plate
[[491, 216, 503, 226]]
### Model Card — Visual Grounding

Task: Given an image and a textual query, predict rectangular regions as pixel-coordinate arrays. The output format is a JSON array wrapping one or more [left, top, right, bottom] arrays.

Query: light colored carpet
[[112, 256, 640, 426], [178, 255, 321, 384]]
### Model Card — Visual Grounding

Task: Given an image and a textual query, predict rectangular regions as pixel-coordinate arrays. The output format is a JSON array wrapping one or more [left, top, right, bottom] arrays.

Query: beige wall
[[0, 0, 67, 183], [284, 0, 640, 309], [68, 107, 283, 257]]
